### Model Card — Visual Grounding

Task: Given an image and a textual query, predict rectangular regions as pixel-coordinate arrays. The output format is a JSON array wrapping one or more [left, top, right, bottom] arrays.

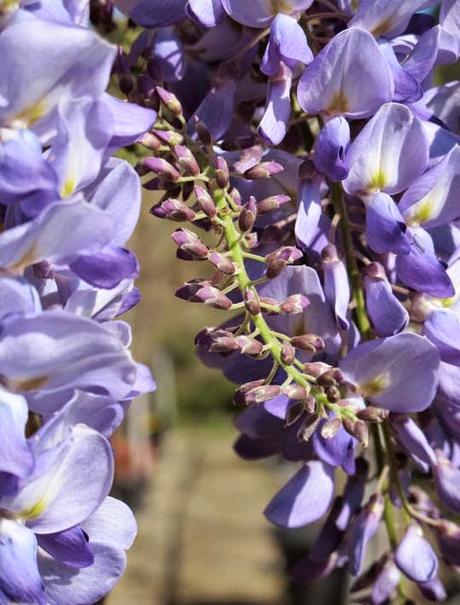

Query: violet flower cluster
[[0, 2, 157, 603], [112, 0, 460, 601]]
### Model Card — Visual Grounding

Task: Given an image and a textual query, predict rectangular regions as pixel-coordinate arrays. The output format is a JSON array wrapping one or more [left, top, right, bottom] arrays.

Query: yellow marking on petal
[[7, 375, 49, 393], [359, 373, 390, 398], [20, 498, 47, 521], [367, 169, 388, 192], [370, 18, 393, 38], [271, 0, 293, 13], [325, 91, 350, 117], [7, 246, 38, 275], [1, 0, 19, 12], [11, 99, 48, 129], [61, 176, 76, 198], [405, 198, 434, 227]]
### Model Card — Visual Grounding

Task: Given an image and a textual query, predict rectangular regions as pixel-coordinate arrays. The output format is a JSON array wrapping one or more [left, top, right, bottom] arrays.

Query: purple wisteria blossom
[[0, 3, 156, 602], [5, 0, 460, 602]]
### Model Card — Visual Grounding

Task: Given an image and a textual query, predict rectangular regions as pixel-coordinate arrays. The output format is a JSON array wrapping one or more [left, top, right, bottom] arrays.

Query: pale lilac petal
[[348, 0, 436, 38], [297, 29, 393, 119], [264, 461, 334, 528], [343, 103, 428, 197], [313, 117, 350, 181], [187, 0, 226, 27], [0, 198, 114, 274], [365, 193, 411, 255], [258, 67, 292, 146], [81, 496, 137, 551], [340, 333, 440, 413], [7, 425, 113, 534], [0, 520, 45, 604], [221, 0, 313, 28], [261, 13, 312, 76], [39, 543, 126, 605], [424, 309, 460, 365], [0, 310, 136, 401], [395, 524, 438, 583], [400, 146, 460, 230]]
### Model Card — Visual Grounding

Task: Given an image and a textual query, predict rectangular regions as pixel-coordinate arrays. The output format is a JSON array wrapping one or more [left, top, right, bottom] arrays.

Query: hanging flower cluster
[[115, 0, 460, 602], [0, 2, 157, 603]]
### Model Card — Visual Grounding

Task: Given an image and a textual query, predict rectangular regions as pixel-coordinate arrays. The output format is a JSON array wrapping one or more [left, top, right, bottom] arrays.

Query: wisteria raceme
[[0, 2, 157, 603], [117, 0, 460, 602], [2, 0, 460, 602]]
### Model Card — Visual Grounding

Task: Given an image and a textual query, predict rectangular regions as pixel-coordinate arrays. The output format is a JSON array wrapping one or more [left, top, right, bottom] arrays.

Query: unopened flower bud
[[238, 196, 257, 232], [194, 286, 233, 310], [235, 336, 264, 357], [234, 379, 265, 405], [244, 289, 260, 315], [256, 194, 291, 213], [174, 145, 200, 176], [214, 156, 230, 189], [156, 86, 183, 116], [153, 129, 183, 147], [267, 246, 303, 264], [298, 414, 321, 442], [171, 228, 209, 259], [141, 157, 181, 181], [209, 251, 236, 275], [284, 384, 309, 401], [280, 294, 309, 315], [266, 258, 287, 279], [281, 342, 296, 365], [285, 400, 306, 426], [194, 185, 216, 218], [245, 384, 283, 405], [151, 198, 196, 222], [321, 243, 340, 264], [245, 161, 284, 179], [326, 385, 341, 403], [357, 406, 389, 423], [317, 368, 342, 387], [343, 418, 369, 447], [291, 334, 325, 352], [321, 417, 342, 439], [138, 131, 161, 151], [209, 334, 240, 353], [175, 280, 210, 300], [195, 119, 212, 144], [304, 362, 333, 378]]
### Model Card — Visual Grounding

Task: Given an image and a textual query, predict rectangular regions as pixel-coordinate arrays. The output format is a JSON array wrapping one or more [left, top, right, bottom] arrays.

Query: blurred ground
[[108, 424, 284, 605]]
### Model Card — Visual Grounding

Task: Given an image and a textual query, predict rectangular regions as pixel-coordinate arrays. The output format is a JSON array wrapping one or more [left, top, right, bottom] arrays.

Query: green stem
[[330, 182, 371, 338]]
